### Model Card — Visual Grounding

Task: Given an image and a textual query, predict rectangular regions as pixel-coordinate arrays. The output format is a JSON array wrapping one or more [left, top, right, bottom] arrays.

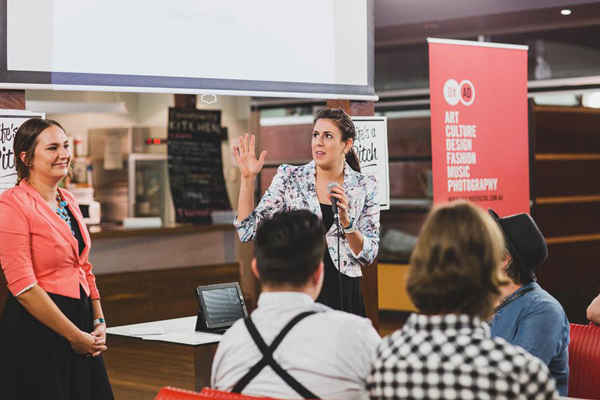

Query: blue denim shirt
[[490, 282, 570, 396]]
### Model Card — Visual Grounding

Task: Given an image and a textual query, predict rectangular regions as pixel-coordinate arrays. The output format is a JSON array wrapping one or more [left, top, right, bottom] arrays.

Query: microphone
[[327, 182, 341, 215]]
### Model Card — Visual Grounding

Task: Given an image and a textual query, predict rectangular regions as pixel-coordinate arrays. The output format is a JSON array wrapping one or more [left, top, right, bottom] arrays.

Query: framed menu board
[[167, 108, 231, 224]]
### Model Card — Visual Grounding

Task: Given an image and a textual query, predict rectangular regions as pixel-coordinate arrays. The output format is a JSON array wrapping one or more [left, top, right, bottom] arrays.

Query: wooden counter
[[89, 223, 235, 240], [88, 223, 242, 325], [89, 224, 238, 275]]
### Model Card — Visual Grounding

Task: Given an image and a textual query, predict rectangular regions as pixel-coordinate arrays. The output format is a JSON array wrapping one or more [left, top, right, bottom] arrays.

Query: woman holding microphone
[[0, 118, 114, 399], [234, 108, 380, 316]]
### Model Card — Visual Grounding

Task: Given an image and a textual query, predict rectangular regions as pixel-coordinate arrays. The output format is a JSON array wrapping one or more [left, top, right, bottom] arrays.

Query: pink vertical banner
[[428, 38, 530, 215]]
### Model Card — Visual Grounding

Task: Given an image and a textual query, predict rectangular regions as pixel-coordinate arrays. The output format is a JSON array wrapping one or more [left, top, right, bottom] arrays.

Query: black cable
[[334, 212, 343, 312]]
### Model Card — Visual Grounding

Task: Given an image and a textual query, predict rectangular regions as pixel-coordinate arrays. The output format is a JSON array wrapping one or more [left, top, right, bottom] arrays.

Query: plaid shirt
[[368, 314, 558, 400]]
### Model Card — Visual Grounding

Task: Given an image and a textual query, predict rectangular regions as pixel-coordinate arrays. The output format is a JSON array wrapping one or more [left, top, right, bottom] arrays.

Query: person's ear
[[503, 253, 512, 268], [251, 259, 260, 279], [20, 151, 29, 166], [313, 262, 324, 285], [344, 139, 354, 154]]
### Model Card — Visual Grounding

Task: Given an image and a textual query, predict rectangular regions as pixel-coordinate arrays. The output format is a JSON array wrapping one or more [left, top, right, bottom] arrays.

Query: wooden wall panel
[[387, 117, 432, 158], [0, 90, 26, 109], [259, 124, 313, 163], [537, 241, 600, 324], [96, 263, 239, 326], [538, 241, 600, 291], [97, 270, 153, 325], [360, 260, 379, 329], [535, 160, 600, 197], [534, 109, 600, 153], [535, 201, 600, 237], [328, 100, 374, 116], [389, 161, 432, 198], [532, 107, 600, 325], [380, 210, 429, 237]]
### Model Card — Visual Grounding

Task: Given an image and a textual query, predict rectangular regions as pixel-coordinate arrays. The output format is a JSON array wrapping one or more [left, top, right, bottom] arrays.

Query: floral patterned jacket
[[234, 161, 380, 277]]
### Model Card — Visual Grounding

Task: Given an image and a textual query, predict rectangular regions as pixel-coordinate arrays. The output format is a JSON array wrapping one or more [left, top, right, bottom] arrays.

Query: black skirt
[[0, 286, 114, 400], [316, 203, 366, 317]]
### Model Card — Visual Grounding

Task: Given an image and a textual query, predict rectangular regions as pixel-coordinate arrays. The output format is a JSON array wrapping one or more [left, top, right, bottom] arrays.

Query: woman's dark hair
[[314, 108, 360, 172], [407, 201, 506, 320], [255, 210, 325, 287], [14, 118, 64, 184]]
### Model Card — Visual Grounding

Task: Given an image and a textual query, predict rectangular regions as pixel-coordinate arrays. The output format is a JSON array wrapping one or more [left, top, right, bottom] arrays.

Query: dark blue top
[[490, 282, 570, 396]]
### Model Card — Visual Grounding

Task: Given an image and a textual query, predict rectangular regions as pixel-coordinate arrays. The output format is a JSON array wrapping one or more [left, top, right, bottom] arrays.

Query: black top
[[320, 202, 335, 232], [65, 205, 86, 256], [316, 204, 366, 316]]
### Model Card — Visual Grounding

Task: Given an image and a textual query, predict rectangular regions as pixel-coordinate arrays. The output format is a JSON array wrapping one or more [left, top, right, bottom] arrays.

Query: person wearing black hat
[[489, 208, 570, 396]]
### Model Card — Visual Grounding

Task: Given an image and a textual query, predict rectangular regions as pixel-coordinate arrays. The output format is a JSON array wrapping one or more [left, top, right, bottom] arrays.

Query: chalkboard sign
[[168, 108, 231, 224]]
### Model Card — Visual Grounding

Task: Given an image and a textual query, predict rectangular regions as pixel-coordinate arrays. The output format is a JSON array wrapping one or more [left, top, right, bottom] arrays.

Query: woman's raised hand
[[233, 133, 267, 179]]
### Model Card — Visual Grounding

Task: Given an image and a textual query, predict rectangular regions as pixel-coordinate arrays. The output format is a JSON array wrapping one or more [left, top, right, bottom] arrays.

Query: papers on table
[[128, 327, 165, 335], [143, 331, 222, 346], [107, 316, 222, 346]]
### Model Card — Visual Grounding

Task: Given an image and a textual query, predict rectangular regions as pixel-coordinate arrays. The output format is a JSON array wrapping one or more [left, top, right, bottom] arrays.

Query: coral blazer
[[0, 181, 99, 299]]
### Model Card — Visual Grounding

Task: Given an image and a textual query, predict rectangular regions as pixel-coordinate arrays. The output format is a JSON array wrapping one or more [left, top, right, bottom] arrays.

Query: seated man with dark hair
[[368, 201, 557, 399], [212, 210, 381, 399], [488, 209, 569, 396]]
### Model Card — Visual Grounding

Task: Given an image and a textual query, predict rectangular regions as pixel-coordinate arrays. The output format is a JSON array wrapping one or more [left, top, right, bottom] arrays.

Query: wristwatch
[[342, 219, 356, 234]]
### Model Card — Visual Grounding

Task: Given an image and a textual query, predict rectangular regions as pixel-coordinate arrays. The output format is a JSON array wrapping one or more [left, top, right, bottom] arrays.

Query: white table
[[107, 316, 222, 390]]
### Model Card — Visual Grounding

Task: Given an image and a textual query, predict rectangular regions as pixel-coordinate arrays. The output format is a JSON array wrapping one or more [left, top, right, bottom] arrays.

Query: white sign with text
[[0, 110, 45, 194], [351, 116, 390, 210]]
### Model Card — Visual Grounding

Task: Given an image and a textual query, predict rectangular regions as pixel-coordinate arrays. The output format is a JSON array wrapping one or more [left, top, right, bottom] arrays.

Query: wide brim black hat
[[488, 208, 548, 282]]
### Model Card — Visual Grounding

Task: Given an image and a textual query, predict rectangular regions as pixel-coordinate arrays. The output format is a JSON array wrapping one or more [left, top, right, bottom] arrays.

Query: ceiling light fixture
[[25, 100, 129, 115], [561, 9, 572, 16], [586, 92, 600, 108]]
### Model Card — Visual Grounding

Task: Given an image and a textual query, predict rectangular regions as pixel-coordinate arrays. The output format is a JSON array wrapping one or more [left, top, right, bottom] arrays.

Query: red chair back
[[200, 388, 268, 399], [155, 387, 272, 400], [568, 322, 600, 399], [155, 387, 210, 400]]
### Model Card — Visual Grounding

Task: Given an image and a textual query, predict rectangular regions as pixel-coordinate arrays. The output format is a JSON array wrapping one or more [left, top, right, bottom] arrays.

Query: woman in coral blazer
[[0, 118, 114, 399]]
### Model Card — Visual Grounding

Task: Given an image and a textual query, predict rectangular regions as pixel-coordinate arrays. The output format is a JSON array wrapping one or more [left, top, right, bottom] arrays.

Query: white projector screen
[[1, 0, 374, 99]]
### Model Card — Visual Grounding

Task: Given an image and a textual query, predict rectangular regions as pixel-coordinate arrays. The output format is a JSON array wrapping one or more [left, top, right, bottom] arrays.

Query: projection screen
[[0, 0, 375, 99]]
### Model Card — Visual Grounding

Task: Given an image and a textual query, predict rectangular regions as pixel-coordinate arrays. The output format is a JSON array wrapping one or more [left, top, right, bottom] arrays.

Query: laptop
[[195, 282, 248, 334]]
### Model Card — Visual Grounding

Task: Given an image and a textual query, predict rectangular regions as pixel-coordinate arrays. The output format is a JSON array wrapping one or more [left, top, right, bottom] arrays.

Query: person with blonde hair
[[368, 201, 557, 400]]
